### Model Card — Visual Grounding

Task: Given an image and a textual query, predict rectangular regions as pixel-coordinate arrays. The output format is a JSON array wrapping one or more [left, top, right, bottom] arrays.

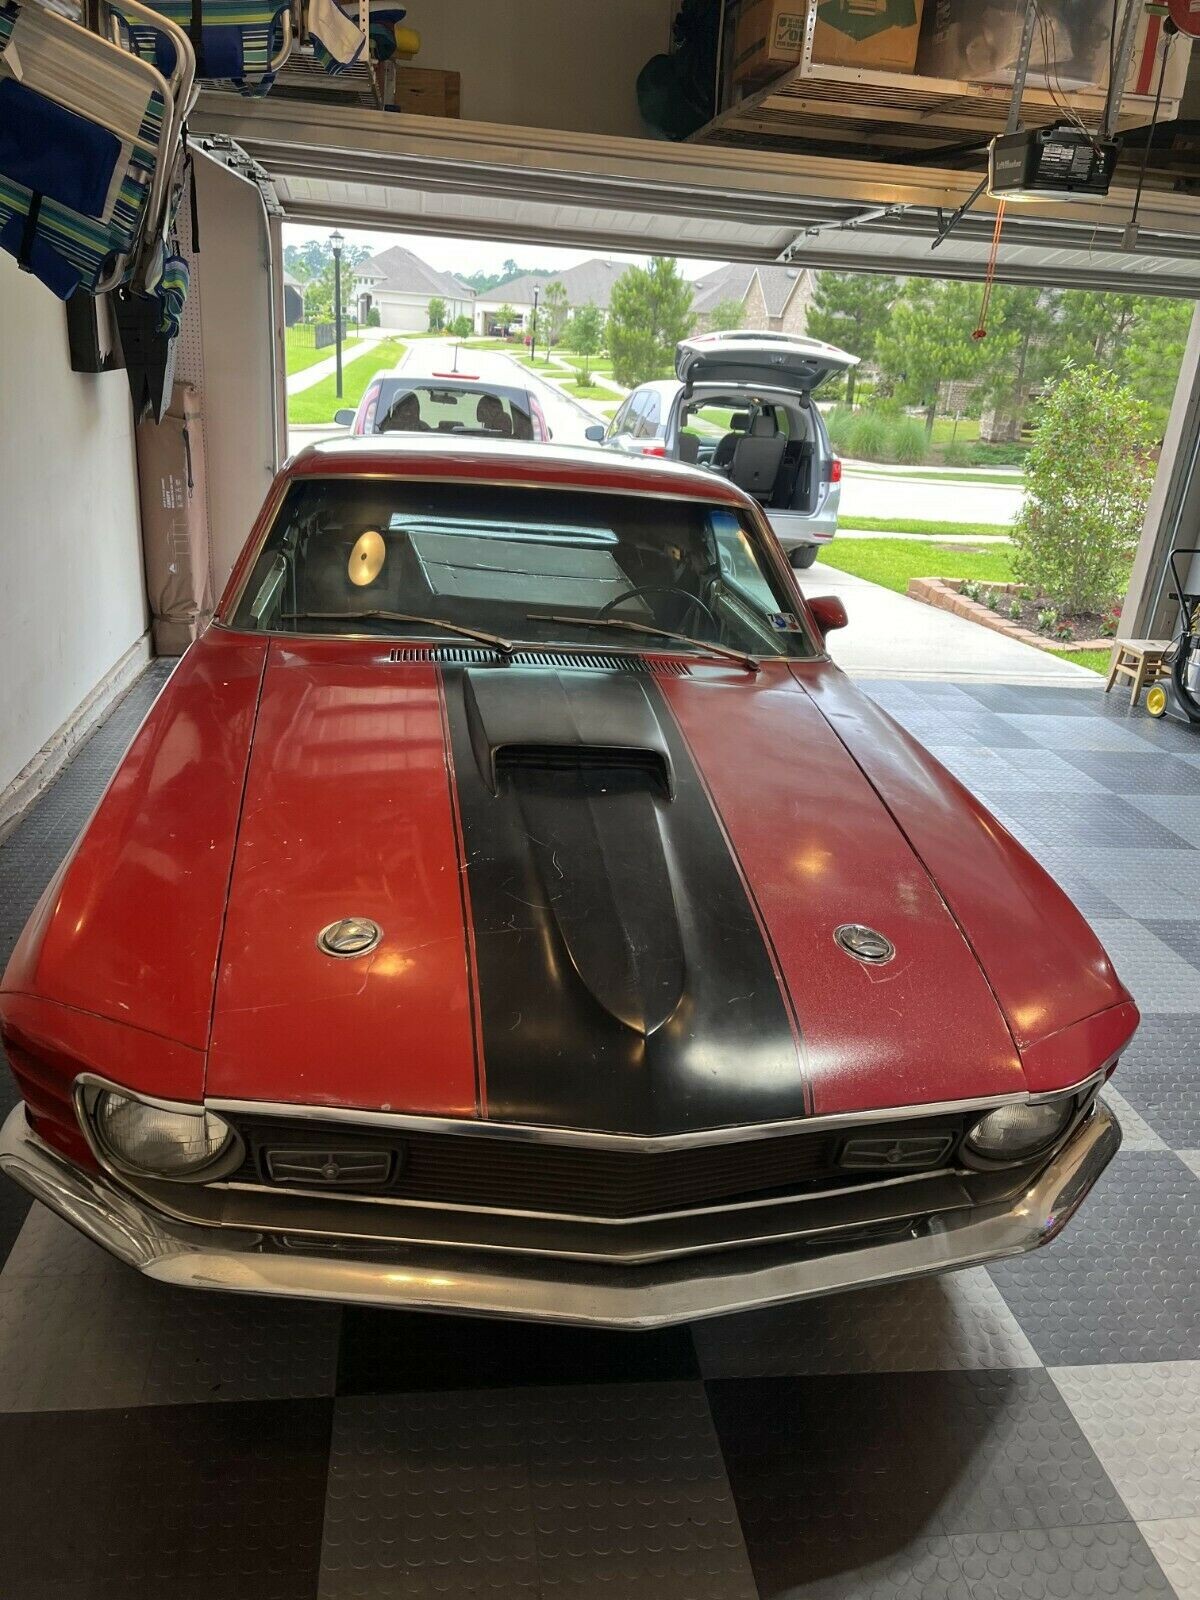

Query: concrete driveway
[[803, 559, 1096, 683], [400, 339, 603, 445]]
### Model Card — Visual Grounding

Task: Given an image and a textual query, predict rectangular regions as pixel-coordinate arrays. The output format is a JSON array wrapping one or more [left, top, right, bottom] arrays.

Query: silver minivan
[[588, 332, 858, 568]]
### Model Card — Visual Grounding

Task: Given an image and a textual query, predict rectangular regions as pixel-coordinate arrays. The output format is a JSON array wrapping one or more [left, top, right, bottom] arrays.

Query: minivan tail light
[[828, 456, 842, 484], [637, 442, 666, 457]]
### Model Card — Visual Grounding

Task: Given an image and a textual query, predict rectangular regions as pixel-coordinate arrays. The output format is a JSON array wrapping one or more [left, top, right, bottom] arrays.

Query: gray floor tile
[[1141, 921, 1200, 971], [1129, 796, 1200, 850], [1051, 1363, 1200, 1522], [957, 684, 1104, 718], [1140, 1516, 1200, 1600], [0, 1207, 340, 1410], [319, 1383, 756, 1600], [996, 714, 1160, 752], [1114, 1016, 1200, 1148], [988, 1153, 1200, 1365], [996, 796, 1193, 851], [693, 1269, 1040, 1378], [1102, 1088, 1170, 1152], [1086, 922, 1200, 1012], [1181, 1151, 1200, 1181], [1059, 750, 1200, 795], [950, 1525, 1173, 1599]]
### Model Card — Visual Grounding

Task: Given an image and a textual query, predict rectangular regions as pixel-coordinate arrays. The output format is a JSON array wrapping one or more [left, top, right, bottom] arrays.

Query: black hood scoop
[[441, 666, 805, 1133]]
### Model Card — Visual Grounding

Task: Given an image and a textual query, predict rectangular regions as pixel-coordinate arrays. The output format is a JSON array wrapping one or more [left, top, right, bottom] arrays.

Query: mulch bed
[[907, 578, 1112, 653]]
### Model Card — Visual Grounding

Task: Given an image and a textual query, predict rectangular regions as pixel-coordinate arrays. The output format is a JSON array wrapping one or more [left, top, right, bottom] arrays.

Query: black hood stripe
[[439, 663, 808, 1136], [435, 668, 487, 1117]]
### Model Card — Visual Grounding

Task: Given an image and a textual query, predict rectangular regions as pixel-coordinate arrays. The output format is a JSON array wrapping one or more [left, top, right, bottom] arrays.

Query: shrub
[[1009, 600, 1022, 621], [888, 417, 929, 464], [985, 589, 1000, 612], [1013, 367, 1155, 615], [941, 439, 971, 467], [1055, 622, 1076, 642], [845, 411, 890, 461], [366, 307, 381, 328], [1037, 607, 1057, 631], [1100, 604, 1121, 638], [962, 580, 981, 601], [824, 407, 854, 453]]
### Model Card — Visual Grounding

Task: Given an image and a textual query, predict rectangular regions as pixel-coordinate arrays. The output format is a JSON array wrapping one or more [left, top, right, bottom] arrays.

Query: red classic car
[[0, 437, 1135, 1326]]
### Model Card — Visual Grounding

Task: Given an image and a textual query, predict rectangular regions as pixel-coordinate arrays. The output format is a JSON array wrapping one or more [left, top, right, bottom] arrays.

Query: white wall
[[0, 257, 148, 796], [411, 0, 676, 136]]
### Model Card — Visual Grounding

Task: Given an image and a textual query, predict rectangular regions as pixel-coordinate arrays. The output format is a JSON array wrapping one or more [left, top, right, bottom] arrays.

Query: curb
[[906, 578, 1112, 654]]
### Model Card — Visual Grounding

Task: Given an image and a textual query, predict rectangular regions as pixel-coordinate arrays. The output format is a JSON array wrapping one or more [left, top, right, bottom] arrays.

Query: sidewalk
[[286, 329, 391, 396]]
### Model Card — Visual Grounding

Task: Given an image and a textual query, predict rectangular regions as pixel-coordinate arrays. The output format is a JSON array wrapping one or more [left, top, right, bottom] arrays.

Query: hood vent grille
[[388, 646, 690, 676], [495, 742, 673, 795]]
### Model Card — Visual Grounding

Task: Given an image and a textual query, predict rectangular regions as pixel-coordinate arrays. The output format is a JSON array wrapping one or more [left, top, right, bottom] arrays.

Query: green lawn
[[839, 515, 1013, 539], [817, 537, 1015, 595], [1049, 647, 1112, 675], [285, 325, 361, 377], [563, 380, 611, 401], [848, 466, 1024, 488], [467, 338, 523, 352], [562, 356, 615, 377], [287, 339, 407, 425]]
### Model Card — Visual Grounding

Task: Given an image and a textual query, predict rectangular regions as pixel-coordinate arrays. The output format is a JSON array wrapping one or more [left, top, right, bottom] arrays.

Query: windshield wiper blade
[[282, 611, 516, 653], [531, 614, 759, 674]]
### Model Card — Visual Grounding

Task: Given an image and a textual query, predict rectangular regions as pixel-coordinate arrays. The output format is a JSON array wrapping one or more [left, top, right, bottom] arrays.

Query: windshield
[[375, 382, 534, 440], [229, 478, 816, 660]]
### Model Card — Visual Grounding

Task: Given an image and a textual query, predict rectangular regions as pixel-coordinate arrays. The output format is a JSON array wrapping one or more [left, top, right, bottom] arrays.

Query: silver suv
[[589, 332, 857, 568]]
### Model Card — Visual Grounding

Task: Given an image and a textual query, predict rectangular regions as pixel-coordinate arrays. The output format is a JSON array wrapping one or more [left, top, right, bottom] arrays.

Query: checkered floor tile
[[0, 667, 1198, 1598]]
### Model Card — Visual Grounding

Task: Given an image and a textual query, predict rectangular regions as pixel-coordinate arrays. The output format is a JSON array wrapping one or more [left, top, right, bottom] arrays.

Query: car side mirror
[[334, 409, 356, 426], [808, 595, 848, 637], [584, 424, 605, 443]]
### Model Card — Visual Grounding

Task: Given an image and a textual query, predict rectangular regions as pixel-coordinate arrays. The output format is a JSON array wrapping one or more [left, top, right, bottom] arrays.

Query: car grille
[[224, 1115, 961, 1220]]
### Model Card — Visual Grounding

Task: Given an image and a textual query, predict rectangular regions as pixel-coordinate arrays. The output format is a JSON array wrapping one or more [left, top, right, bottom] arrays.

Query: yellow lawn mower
[[1146, 548, 1200, 723]]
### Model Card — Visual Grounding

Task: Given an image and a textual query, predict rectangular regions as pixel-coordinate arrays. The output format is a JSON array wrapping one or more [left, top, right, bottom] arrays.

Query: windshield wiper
[[282, 611, 516, 654], [530, 614, 759, 674]]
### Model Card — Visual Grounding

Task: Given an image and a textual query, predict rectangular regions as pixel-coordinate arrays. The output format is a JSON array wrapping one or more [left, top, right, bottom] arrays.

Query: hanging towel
[[308, 0, 364, 74]]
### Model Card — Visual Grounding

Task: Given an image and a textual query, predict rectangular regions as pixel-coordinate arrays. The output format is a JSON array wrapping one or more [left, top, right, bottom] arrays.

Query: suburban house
[[281, 270, 305, 328], [473, 257, 629, 334], [689, 263, 816, 335], [353, 245, 475, 332]]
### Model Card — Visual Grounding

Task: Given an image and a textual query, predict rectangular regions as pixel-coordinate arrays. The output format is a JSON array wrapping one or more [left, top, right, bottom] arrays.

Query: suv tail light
[[828, 456, 842, 484]]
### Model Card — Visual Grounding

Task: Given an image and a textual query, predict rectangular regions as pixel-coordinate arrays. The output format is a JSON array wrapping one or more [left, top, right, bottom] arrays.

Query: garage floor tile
[[949, 1526, 1173, 1600], [319, 1383, 756, 1600], [1140, 1517, 1200, 1600], [1059, 750, 1200, 795]]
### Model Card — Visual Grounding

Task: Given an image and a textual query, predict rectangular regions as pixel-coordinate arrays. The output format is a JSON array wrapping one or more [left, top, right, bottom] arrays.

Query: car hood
[[200, 640, 1129, 1132], [6, 634, 1131, 1137]]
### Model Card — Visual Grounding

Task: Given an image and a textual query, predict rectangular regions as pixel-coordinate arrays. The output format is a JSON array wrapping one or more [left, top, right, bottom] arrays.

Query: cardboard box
[[918, 0, 1192, 103], [732, 0, 925, 85], [135, 382, 213, 657], [380, 65, 461, 117]]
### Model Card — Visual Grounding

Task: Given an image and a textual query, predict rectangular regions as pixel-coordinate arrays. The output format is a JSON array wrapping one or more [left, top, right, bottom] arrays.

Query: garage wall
[[412, 0, 676, 136], [0, 257, 148, 810]]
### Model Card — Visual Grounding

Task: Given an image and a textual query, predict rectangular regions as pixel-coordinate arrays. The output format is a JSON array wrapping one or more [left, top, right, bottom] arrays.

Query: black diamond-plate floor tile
[[987, 1152, 1200, 1364], [949, 1525, 1173, 1599], [319, 1382, 756, 1600], [1111, 1015, 1200, 1147], [708, 1368, 1127, 1598], [955, 683, 1104, 718], [1058, 749, 1200, 795], [0, 1396, 332, 1600], [336, 1306, 698, 1395], [996, 714, 1161, 752]]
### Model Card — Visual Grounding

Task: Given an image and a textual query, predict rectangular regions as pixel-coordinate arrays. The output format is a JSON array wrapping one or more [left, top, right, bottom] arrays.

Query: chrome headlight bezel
[[75, 1076, 243, 1184], [961, 1093, 1080, 1169]]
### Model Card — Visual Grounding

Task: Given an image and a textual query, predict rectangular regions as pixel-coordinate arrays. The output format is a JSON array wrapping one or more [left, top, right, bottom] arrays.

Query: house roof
[[282, 270, 305, 292], [355, 245, 475, 301], [485, 258, 629, 310], [690, 263, 811, 319]]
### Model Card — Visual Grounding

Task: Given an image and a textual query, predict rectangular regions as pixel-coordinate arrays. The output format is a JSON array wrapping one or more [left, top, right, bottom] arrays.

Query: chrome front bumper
[[0, 1103, 1120, 1327]]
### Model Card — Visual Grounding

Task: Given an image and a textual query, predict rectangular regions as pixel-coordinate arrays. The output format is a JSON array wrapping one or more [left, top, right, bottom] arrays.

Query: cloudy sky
[[282, 224, 727, 279]]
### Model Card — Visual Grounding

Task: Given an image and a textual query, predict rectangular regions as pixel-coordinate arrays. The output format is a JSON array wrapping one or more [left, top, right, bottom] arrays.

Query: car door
[[604, 390, 646, 453]]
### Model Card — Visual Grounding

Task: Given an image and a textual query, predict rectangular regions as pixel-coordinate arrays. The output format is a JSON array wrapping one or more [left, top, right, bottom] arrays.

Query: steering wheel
[[598, 584, 720, 634]]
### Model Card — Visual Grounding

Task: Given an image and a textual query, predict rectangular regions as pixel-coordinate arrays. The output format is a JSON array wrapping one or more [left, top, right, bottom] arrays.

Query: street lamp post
[[330, 229, 344, 398], [530, 284, 540, 365]]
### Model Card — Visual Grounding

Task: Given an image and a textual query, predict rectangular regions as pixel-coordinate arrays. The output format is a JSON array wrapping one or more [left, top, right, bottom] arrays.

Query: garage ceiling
[[194, 96, 1200, 296]]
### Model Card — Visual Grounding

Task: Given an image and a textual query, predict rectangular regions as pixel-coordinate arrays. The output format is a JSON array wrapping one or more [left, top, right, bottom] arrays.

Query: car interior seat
[[711, 411, 749, 474], [730, 413, 786, 502], [476, 394, 513, 437], [380, 391, 430, 432], [678, 431, 700, 464]]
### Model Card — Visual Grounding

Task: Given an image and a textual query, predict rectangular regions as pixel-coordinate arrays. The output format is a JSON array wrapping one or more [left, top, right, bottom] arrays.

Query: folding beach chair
[[0, 0, 193, 297], [112, 0, 292, 95]]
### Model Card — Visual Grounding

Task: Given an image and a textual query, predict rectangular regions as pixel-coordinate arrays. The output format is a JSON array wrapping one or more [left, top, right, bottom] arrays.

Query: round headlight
[[92, 1090, 236, 1178], [965, 1100, 1074, 1161]]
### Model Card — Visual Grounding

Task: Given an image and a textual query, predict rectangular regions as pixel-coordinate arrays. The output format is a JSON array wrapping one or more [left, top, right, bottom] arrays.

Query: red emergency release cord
[[973, 200, 1007, 341]]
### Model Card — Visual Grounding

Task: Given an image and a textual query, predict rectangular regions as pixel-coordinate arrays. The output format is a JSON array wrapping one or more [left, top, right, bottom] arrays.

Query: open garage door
[[194, 97, 1200, 296]]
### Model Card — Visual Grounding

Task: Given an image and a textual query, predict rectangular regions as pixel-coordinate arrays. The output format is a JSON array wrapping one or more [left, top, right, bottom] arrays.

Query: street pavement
[[838, 466, 1022, 526]]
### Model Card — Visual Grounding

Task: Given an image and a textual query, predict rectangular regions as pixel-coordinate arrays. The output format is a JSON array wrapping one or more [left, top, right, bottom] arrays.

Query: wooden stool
[[1105, 639, 1170, 706]]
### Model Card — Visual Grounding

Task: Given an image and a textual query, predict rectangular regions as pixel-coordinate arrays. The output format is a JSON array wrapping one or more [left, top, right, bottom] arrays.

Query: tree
[[449, 313, 473, 338], [567, 303, 604, 383], [494, 303, 517, 335], [1113, 297, 1194, 433], [807, 272, 897, 406], [542, 281, 570, 354], [606, 258, 695, 388], [874, 279, 986, 435], [1013, 366, 1156, 615], [427, 297, 446, 332], [707, 297, 746, 333], [972, 286, 1060, 440]]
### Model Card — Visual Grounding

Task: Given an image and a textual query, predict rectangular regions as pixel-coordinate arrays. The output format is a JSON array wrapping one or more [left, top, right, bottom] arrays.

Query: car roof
[[286, 434, 751, 507]]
